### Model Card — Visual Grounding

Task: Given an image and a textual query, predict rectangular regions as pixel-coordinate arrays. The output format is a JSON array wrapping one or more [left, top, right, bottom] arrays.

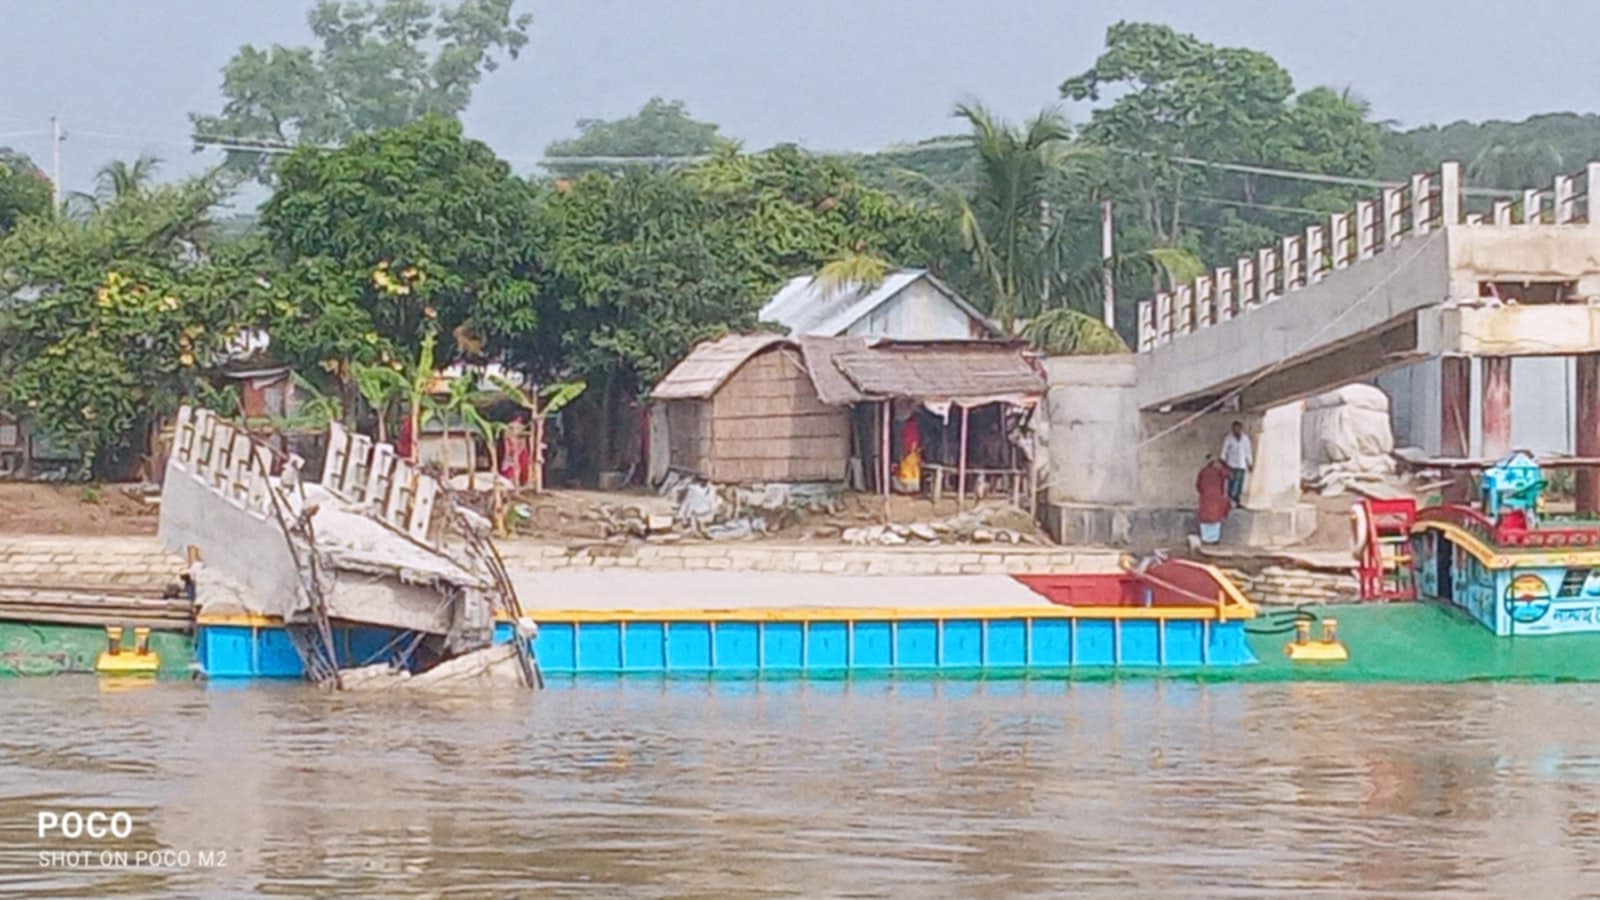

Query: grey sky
[[2, 0, 1594, 194]]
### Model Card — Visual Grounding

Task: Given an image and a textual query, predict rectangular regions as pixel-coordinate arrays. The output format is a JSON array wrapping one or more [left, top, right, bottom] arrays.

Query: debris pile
[[1301, 384, 1399, 496], [840, 506, 1040, 546], [531, 473, 1048, 545]]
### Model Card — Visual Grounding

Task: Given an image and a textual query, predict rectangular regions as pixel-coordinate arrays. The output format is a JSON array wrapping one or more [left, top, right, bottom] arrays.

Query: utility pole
[[1100, 200, 1115, 328], [49, 116, 62, 211]]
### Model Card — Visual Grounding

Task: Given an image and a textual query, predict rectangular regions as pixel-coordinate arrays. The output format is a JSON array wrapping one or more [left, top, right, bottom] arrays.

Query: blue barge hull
[[196, 613, 1257, 679]]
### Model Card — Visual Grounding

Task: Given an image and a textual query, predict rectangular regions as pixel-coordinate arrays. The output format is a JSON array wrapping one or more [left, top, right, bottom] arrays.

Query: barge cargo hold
[[182, 558, 1259, 678]]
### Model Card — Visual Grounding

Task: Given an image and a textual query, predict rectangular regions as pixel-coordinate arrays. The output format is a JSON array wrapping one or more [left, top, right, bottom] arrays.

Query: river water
[[3, 677, 1600, 898]]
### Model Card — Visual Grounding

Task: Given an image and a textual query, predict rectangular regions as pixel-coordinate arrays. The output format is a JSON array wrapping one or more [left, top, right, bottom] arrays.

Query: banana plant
[[487, 374, 586, 492], [350, 330, 439, 461]]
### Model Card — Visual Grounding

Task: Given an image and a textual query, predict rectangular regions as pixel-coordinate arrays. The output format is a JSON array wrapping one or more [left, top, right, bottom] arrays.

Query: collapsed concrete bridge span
[[1044, 161, 1600, 545]]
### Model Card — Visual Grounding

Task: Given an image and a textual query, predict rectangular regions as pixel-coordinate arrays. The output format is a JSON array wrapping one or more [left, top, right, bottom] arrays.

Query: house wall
[[708, 348, 851, 483], [663, 399, 713, 477], [844, 279, 986, 340]]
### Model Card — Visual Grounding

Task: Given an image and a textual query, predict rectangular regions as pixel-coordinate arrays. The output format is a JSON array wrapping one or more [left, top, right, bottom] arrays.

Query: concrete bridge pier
[[1041, 355, 1313, 547]]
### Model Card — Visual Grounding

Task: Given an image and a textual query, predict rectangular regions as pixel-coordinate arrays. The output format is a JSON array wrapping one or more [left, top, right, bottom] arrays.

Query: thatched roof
[[830, 340, 1044, 406], [650, 333, 794, 400], [651, 333, 1044, 408], [796, 335, 870, 405]]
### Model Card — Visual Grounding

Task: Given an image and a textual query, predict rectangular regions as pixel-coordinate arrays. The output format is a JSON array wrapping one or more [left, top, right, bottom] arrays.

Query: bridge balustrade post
[[1357, 200, 1378, 258], [1556, 174, 1576, 224], [1524, 188, 1544, 224], [1258, 247, 1279, 301], [1155, 292, 1173, 344], [1382, 187, 1405, 246], [1492, 200, 1513, 225], [1195, 275, 1214, 327], [1305, 224, 1326, 283], [1281, 236, 1303, 291], [1439, 161, 1462, 225], [1586, 163, 1600, 223], [1330, 212, 1352, 269], [1411, 173, 1433, 234], [1215, 268, 1235, 321], [1237, 257, 1257, 310], [1175, 285, 1195, 334], [1138, 300, 1155, 351]]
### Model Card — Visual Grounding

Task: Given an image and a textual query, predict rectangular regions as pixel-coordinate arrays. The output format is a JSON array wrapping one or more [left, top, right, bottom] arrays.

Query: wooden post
[[1482, 357, 1513, 459], [1441, 356, 1471, 502], [957, 405, 970, 509], [1577, 354, 1600, 514], [880, 401, 891, 500]]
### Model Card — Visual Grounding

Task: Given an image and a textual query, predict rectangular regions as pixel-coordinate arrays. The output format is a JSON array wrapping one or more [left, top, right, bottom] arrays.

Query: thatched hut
[[649, 334, 851, 484]]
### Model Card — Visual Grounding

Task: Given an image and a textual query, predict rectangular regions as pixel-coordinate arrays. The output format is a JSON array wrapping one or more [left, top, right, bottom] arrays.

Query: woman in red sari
[[1195, 455, 1231, 544]]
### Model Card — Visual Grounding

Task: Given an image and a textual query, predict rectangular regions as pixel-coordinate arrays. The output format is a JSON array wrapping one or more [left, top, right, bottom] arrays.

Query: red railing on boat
[[1416, 503, 1600, 548]]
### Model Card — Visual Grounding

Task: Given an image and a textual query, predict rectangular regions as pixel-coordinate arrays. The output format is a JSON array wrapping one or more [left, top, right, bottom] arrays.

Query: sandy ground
[[0, 483, 157, 536], [514, 570, 1054, 610]]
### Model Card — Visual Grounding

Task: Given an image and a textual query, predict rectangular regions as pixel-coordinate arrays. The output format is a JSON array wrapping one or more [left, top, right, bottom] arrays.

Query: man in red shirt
[[1195, 455, 1231, 545]]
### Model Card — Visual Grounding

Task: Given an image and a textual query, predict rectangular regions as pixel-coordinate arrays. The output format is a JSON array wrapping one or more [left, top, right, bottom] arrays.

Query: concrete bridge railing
[[1136, 160, 1600, 353]]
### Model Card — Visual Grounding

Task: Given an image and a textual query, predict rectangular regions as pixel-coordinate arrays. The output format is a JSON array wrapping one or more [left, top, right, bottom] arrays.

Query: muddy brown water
[[3, 677, 1600, 897]]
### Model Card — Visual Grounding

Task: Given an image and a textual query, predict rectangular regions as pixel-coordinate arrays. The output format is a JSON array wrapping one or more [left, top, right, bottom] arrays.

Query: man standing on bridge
[[1220, 420, 1253, 507]]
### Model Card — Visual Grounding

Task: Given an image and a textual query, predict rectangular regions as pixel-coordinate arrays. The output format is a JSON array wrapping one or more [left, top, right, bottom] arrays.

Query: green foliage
[[544, 97, 731, 176], [66, 155, 165, 219], [1395, 113, 1600, 189], [514, 146, 947, 392], [1061, 22, 1386, 266], [1022, 308, 1128, 355], [0, 177, 268, 469], [259, 116, 540, 371], [0, 148, 51, 234], [193, 0, 532, 181], [912, 103, 1082, 333], [814, 252, 890, 299]]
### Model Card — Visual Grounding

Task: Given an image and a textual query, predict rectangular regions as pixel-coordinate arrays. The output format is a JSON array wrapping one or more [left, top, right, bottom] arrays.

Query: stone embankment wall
[[0, 535, 1119, 590]]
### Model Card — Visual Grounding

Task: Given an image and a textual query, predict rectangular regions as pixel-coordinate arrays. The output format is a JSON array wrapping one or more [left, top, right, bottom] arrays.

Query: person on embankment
[[1195, 455, 1231, 545], [1220, 420, 1253, 506]]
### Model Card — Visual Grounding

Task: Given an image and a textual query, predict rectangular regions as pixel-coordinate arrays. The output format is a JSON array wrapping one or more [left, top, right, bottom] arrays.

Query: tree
[[0, 177, 268, 473], [0, 148, 51, 233], [1062, 22, 1296, 246], [509, 146, 952, 478], [544, 97, 730, 176], [911, 103, 1080, 334], [259, 116, 539, 378], [193, 0, 532, 181], [67, 154, 164, 217], [1021, 308, 1127, 355]]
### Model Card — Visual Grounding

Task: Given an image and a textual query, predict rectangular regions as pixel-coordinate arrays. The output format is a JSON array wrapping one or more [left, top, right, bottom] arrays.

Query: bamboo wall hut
[[650, 334, 851, 484]]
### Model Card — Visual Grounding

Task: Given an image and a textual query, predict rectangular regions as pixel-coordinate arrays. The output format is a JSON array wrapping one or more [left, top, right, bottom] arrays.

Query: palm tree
[[911, 103, 1079, 334], [1021, 308, 1127, 355], [813, 251, 890, 299], [64, 154, 163, 217], [97, 154, 162, 201]]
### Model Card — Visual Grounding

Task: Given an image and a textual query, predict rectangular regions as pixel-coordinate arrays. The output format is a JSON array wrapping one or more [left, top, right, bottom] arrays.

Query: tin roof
[[759, 268, 997, 337]]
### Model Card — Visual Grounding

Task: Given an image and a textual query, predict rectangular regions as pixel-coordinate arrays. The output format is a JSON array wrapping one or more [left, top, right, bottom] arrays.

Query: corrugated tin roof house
[[760, 269, 999, 340]]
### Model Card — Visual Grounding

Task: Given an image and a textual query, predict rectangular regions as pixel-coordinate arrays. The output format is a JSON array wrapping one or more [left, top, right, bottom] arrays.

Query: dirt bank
[[0, 484, 157, 536]]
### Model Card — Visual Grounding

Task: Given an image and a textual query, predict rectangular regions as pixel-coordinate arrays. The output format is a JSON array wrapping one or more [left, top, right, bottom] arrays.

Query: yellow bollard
[[1285, 615, 1349, 662], [97, 625, 161, 676]]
